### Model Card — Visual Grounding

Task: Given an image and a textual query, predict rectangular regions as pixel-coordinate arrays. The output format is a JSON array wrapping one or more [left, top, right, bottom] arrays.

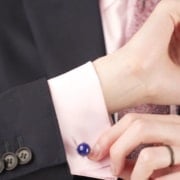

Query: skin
[[94, 0, 180, 113], [92, 0, 180, 179], [90, 114, 180, 179]]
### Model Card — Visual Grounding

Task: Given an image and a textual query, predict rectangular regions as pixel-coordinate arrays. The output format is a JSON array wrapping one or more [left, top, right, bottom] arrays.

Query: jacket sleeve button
[[16, 147, 32, 165], [2, 152, 18, 171]]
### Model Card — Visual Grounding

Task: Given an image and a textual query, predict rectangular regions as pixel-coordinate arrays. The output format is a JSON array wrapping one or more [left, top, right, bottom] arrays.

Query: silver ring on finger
[[164, 144, 175, 167]]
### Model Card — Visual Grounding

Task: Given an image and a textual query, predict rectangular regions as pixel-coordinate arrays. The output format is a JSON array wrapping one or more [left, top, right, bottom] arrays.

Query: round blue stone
[[77, 143, 91, 156]]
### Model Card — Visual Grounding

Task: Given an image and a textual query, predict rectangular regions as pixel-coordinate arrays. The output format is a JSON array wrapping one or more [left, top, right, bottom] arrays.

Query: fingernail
[[89, 144, 101, 160]]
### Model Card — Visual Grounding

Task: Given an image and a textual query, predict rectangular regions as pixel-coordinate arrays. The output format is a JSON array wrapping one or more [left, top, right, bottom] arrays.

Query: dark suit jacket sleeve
[[0, 78, 67, 179], [0, 0, 105, 179]]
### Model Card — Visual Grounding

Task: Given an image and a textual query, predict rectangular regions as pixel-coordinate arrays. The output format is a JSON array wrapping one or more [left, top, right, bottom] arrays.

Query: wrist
[[93, 50, 151, 113]]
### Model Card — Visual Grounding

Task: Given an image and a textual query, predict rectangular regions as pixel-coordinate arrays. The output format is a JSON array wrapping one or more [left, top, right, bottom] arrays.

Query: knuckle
[[131, 119, 148, 133], [138, 148, 155, 166], [123, 113, 139, 122]]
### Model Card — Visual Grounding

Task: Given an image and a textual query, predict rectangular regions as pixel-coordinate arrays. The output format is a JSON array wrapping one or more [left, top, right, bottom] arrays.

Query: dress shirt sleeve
[[48, 62, 116, 180]]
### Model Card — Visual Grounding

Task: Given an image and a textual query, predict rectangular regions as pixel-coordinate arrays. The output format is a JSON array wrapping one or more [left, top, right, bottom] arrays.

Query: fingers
[[89, 113, 141, 160], [110, 119, 180, 176], [155, 171, 180, 180], [120, 163, 180, 180], [89, 114, 180, 161], [89, 113, 180, 177], [131, 146, 180, 180], [152, 165, 180, 179], [117, 160, 134, 180]]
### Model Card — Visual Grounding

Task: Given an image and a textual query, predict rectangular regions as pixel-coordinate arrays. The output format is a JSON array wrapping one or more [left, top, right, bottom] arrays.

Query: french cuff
[[48, 62, 116, 180]]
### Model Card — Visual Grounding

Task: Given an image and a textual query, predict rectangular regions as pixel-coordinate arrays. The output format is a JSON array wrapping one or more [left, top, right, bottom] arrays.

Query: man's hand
[[93, 0, 180, 113], [89, 113, 180, 180]]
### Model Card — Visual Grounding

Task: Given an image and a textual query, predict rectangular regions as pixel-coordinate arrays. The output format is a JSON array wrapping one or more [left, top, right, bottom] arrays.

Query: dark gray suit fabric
[[0, 0, 106, 179]]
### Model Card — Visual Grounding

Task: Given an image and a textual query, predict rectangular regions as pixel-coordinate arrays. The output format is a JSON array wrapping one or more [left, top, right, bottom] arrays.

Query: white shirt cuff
[[48, 62, 116, 180]]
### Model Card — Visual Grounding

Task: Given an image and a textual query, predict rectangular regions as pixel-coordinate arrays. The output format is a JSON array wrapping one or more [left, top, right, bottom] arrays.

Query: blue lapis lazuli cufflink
[[77, 143, 91, 156]]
